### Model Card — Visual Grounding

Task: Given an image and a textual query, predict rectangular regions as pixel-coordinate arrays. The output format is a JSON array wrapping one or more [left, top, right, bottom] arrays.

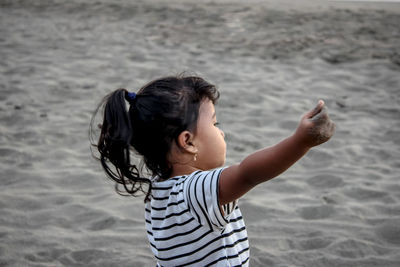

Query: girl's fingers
[[307, 100, 324, 119], [310, 106, 328, 124]]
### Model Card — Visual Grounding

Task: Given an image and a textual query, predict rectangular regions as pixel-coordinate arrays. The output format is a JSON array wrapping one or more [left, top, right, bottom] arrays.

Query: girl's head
[[90, 74, 222, 200]]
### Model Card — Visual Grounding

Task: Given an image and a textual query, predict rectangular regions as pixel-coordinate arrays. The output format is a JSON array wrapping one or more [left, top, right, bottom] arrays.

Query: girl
[[90, 74, 335, 266]]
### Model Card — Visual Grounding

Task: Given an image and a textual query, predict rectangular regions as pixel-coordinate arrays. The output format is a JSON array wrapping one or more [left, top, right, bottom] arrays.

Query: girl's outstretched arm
[[219, 100, 336, 205]]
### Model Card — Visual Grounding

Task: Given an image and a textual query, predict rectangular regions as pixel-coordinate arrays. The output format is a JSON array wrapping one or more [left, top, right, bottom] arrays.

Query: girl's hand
[[294, 100, 336, 148]]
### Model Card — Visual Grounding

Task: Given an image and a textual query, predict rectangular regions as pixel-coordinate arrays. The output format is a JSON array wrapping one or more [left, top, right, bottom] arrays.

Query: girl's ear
[[176, 130, 197, 154]]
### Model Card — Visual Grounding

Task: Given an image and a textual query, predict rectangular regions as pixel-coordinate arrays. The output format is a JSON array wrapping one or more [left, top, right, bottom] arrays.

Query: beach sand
[[1, 0, 400, 266]]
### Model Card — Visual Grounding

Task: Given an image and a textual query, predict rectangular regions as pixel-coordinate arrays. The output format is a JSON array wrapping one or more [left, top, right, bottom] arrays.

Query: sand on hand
[[1, 0, 400, 266]]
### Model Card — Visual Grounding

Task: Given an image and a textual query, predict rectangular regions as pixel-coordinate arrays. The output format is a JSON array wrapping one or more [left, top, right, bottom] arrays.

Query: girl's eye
[[214, 122, 220, 127]]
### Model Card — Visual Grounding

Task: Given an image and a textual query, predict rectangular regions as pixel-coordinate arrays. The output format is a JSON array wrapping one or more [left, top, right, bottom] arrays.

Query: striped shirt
[[145, 168, 249, 266]]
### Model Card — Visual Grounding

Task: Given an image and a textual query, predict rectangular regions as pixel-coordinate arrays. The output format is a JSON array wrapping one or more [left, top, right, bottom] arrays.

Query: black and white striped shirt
[[145, 168, 249, 266]]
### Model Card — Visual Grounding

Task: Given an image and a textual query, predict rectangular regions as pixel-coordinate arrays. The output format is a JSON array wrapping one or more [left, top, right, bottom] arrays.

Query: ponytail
[[90, 89, 152, 202]]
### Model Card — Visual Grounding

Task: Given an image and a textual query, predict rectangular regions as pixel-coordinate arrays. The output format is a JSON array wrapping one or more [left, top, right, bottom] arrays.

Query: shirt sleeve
[[183, 168, 238, 231]]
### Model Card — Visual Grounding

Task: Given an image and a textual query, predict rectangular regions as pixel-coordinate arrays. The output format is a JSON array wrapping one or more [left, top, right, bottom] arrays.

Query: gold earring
[[194, 154, 197, 161]]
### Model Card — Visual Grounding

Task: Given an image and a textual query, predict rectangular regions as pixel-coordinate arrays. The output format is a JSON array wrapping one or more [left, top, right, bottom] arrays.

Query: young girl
[[90, 74, 335, 266]]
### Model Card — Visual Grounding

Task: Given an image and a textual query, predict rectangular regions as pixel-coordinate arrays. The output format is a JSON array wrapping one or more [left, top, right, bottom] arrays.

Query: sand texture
[[1, 0, 400, 266]]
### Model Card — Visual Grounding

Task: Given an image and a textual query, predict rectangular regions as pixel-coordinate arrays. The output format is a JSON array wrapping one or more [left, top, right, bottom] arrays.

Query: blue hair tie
[[126, 92, 137, 102]]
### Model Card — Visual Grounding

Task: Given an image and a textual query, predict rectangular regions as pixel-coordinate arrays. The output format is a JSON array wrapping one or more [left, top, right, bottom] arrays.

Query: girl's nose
[[220, 129, 225, 138]]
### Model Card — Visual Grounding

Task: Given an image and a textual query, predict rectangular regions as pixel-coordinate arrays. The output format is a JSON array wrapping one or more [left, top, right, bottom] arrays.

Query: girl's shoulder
[[151, 168, 226, 193]]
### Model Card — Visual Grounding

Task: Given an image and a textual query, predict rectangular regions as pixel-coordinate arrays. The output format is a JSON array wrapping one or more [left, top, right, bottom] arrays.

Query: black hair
[[90, 74, 219, 201]]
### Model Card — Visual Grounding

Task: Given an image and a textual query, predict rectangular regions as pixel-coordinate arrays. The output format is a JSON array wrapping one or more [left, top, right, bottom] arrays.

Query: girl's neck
[[169, 164, 200, 179]]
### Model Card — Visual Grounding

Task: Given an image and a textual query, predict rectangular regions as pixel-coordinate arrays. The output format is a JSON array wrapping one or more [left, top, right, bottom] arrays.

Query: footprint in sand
[[297, 237, 334, 251], [375, 219, 400, 245], [329, 239, 378, 259], [58, 249, 112, 265], [344, 187, 392, 202], [25, 249, 70, 264], [307, 174, 344, 189], [88, 216, 117, 231], [298, 205, 335, 220]]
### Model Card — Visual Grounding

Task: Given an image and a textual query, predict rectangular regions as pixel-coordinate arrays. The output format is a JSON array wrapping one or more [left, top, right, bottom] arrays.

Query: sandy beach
[[1, 0, 400, 266]]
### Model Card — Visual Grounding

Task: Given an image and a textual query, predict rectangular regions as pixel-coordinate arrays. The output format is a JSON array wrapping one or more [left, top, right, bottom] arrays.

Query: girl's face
[[193, 99, 226, 170]]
